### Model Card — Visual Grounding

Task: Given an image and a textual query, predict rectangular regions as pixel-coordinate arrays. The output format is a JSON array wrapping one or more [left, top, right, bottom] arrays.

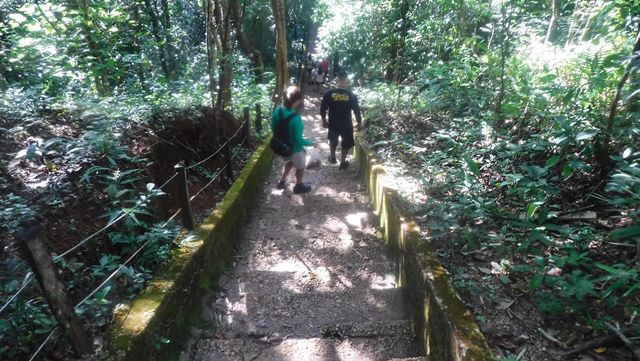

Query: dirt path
[[180, 93, 424, 361]]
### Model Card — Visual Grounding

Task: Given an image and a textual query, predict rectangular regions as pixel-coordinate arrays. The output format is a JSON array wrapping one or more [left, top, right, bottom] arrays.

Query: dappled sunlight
[[333, 341, 375, 361], [267, 259, 310, 273], [369, 273, 396, 290], [321, 215, 349, 234], [345, 211, 368, 229]]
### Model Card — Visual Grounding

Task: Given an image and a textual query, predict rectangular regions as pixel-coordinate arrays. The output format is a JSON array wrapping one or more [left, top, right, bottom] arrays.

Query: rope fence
[[4, 104, 266, 360]]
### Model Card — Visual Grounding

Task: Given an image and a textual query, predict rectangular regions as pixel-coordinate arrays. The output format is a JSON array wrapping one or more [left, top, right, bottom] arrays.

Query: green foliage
[[0, 194, 37, 234], [348, 0, 640, 336]]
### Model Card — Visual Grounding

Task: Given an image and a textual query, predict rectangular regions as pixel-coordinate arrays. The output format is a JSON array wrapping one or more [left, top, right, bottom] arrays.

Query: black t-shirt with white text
[[320, 88, 362, 130]]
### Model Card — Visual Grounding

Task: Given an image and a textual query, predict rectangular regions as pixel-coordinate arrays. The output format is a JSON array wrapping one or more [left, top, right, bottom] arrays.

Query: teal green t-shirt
[[271, 107, 314, 153]]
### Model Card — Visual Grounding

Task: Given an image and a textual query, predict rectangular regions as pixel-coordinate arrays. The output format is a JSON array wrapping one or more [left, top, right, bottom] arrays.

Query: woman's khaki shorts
[[283, 151, 306, 170]]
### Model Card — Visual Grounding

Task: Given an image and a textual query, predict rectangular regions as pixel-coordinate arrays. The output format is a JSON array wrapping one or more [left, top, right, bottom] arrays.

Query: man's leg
[[339, 129, 355, 170], [281, 161, 293, 182], [340, 146, 349, 163], [329, 143, 337, 163], [295, 169, 305, 184], [328, 129, 338, 164], [291, 152, 311, 194]]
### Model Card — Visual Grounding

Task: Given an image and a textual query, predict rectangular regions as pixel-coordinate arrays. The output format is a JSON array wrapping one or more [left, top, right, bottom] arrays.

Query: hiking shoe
[[339, 161, 349, 170], [328, 156, 337, 164], [276, 180, 286, 190], [293, 183, 311, 194]]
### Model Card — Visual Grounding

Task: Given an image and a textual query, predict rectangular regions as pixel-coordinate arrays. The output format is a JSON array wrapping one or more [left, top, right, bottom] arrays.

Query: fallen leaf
[[594, 347, 607, 353], [547, 267, 562, 276], [496, 298, 515, 310]]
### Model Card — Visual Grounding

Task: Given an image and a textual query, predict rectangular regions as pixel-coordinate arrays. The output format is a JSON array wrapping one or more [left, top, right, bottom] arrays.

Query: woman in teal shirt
[[271, 86, 315, 194]]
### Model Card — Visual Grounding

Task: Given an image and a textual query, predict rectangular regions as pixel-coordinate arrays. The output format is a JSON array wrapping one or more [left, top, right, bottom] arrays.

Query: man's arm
[[293, 116, 314, 147], [320, 92, 329, 128], [271, 108, 278, 132], [350, 93, 363, 128]]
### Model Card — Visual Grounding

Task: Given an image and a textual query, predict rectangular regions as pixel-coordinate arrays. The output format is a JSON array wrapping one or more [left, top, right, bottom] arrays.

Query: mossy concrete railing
[[107, 137, 274, 361], [354, 136, 493, 361]]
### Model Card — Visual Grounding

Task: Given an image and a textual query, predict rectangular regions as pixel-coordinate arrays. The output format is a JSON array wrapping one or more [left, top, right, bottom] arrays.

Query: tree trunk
[[565, 1, 582, 46], [230, 0, 264, 82], [214, 0, 233, 110], [75, 0, 110, 95], [159, 0, 178, 79], [271, 0, 288, 105], [143, 0, 171, 80], [495, 2, 511, 129], [596, 25, 640, 178], [545, 0, 559, 44], [130, 1, 147, 89], [204, 0, 217, 107], [393, 0, 411, 83]]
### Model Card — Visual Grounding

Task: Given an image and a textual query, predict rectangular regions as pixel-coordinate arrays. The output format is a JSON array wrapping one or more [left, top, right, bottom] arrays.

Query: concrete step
[[202, 286, 407, 336], [186, 319, 423, 361]]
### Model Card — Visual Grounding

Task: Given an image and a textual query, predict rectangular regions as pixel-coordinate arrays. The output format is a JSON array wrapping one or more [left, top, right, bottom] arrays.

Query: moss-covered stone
[[106, 138, 274, 361], [354, 136, 493, 361]]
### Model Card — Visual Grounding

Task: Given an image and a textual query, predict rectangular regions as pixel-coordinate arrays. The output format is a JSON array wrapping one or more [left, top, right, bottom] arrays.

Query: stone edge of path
[[354, 135, 493, 361], [105, 136, 274, 361]]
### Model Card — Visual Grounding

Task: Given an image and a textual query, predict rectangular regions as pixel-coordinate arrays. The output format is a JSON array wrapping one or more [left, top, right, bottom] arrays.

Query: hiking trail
[[179, 92, 424, 361]]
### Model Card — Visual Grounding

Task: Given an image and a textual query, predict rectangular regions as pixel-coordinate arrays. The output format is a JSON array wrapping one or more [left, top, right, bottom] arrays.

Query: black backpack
[[270, 108, 296, 156]]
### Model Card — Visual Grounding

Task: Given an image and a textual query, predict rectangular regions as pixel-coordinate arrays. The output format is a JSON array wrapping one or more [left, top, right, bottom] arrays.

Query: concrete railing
[[354, 136, 493, 361], [107, 137, 274, 361]]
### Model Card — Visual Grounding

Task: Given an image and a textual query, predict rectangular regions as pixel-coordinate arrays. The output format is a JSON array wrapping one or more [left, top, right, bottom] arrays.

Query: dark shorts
[[328, 127, 355, 150]]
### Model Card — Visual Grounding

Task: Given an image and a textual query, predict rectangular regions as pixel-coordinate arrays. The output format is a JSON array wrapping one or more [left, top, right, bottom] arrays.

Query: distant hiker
[[320, 58, 329, 77], [271, 85, 315, 194], [306, 61, 314, 85], [311, 67, 319, 91], [315, 67, 325, 93], [320, 73, 362, 169]]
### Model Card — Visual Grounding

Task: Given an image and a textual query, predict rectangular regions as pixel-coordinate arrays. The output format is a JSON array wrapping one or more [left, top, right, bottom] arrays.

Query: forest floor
[[179, 92, 424, 361], [360, 106, 634, 361], [0, 105, 255, 360]]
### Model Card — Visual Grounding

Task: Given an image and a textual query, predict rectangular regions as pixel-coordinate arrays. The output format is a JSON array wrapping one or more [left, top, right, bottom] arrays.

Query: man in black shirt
[[320, 74, 362, 169]]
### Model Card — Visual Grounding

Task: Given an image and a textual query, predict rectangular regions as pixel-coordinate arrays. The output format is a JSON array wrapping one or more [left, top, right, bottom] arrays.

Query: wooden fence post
[[174, 162, 194, 230], [19, 227, 92, 356], [242, 107, 250, 146], [255, 103, 262, 134], [223, 143, 233, 180]]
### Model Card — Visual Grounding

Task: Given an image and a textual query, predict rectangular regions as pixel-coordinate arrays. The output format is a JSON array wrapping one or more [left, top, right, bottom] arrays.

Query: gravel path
[[180, 93, 424, 361]]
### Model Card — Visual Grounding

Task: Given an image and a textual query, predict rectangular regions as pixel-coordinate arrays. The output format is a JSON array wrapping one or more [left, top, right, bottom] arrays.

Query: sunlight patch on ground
[[266, 259, 309, 273], [369, 273, 396, 290], [322, 216, 349, 234], [338, 233, 353, 249], [225, 296, 243, 324], [345, 212, 367, 229], [382, 163, 427, 204]]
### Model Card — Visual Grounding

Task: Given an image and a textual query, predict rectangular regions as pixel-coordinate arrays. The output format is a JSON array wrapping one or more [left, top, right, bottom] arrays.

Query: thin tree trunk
[[495, 2, 511, 129], [597, 25, 640, 177], [565, 1, 581, 46], [214, 0, 233, 110], [204, 0, 217, 107], [230, 0, 264, 82], [392, 0, 411, 83], [130, 1, 147, 89], [270, 0, 288, 105], [76, 0, 110, 95], [578, 11, 595, 43], [545, 0, 559, 44], [159, 0, 177, 79], [143, 0, 171, 80]]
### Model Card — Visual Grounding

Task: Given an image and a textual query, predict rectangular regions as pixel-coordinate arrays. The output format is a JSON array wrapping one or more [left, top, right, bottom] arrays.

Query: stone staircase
[[179, 94, 427, 361]]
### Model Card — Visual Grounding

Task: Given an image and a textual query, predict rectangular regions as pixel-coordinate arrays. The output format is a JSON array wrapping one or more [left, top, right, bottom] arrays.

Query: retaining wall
[[354, 137, 493, 361], [107, 138, 274, 361]]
